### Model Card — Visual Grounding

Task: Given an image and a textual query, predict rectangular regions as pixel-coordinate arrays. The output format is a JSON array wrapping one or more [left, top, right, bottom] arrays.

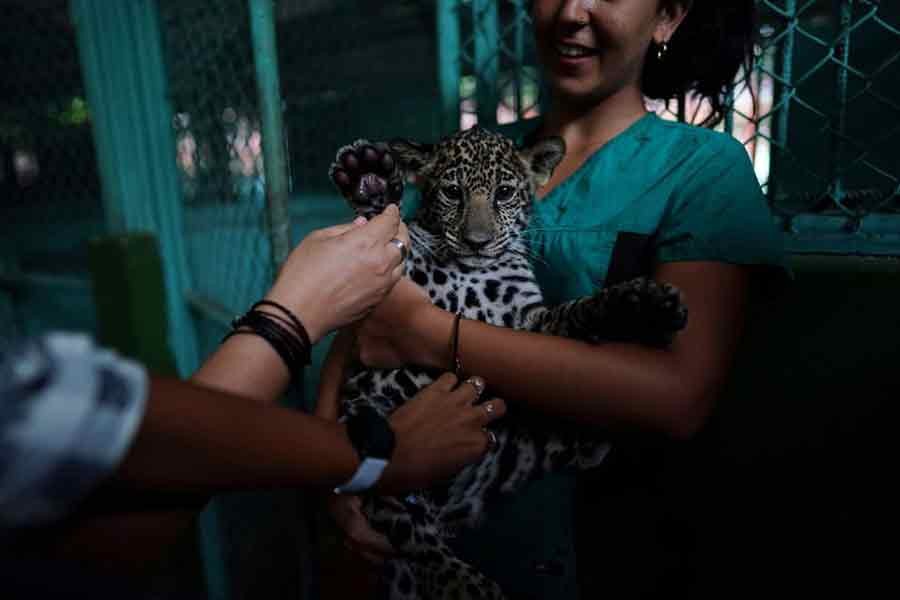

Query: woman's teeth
[[557, 44, 595, 57]]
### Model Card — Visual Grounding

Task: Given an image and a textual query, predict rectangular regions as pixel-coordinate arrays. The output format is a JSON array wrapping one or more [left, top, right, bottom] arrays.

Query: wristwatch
[[334, 407, 396, 494]]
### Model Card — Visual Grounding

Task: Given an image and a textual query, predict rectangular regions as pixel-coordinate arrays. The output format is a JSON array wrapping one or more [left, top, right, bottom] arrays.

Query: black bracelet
[[223, 308, 311, 382], [251, 300, 312, 351], [450, 310, 463, 377]]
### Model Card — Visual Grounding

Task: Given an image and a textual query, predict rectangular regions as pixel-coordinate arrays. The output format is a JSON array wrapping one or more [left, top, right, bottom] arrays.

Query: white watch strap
[[333, 457, 389, 494]]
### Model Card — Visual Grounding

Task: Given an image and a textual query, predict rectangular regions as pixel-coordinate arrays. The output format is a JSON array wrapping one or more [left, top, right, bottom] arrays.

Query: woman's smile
[[553, 38, 600, 70]]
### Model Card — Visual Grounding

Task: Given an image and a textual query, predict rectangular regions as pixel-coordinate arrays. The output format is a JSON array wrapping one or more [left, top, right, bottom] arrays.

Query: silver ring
[[465, 376, 486, 399], [483, 402, 495, 416], [483, 427, 498, 450], [389, 237, 409, 262]]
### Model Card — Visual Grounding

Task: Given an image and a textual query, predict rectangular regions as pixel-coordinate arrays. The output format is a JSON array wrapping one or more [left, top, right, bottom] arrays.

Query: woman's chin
[[549, 78, 606, 104]]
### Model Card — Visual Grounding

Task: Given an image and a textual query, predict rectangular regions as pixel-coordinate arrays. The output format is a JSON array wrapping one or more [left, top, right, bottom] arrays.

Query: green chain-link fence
[[752, 1, 900, 221], [449, 0, 543, 131], [159, 0, 275, 365], [0, 0, 104, 337]]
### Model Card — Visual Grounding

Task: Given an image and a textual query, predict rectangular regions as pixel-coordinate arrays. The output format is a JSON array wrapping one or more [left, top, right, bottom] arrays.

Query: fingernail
[[354, 216, 367, 225]]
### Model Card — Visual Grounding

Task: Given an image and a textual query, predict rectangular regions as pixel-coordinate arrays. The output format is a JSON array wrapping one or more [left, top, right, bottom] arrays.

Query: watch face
[[347, 407, 396, 460]]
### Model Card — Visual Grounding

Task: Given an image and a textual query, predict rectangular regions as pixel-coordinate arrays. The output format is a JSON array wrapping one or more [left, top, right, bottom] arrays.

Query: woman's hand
[[327, 373, 505, 564], [381, 373, 504, 492], [354, 277, 447, 369], [326, 494, 395, 566], [265, 205, 409, 344]]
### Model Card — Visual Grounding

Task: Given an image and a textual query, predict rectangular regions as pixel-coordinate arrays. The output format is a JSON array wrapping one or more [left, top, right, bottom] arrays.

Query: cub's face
[[392, 127, 565, 266]]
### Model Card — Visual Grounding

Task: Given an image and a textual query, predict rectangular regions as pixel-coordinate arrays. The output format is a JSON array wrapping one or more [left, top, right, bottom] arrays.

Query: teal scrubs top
[[414, 113, 788, 600], [527, 112, 787, 305]]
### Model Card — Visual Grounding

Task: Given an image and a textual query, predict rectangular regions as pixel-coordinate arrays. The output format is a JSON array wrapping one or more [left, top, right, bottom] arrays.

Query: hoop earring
[[656, 40, 669, 61]]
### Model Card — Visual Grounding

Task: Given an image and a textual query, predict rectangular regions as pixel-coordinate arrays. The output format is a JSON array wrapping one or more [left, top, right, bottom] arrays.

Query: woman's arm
[[114, 376, 357, 493], [357, 261, 749, 439]]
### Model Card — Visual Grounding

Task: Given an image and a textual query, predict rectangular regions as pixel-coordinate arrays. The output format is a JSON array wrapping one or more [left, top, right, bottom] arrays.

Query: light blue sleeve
[[0, 333, 148, 529]]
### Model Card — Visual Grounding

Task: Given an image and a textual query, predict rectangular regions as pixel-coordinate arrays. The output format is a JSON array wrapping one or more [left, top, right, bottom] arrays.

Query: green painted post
[[513, 0, 526, 120], [249, 0, 292, 269], [71, 0, 199, 375], [473, 0, 499, 129], [831, 0, 853, 214], [771, 0, 797, 211], [437, 0, 462, 135], [88, 234, 178, 376], [71, 1, 222, 596]]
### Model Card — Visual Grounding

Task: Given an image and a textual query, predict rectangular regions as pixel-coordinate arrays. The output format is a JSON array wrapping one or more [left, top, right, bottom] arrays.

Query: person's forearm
[[403, 263, 751, 438], [414, 309, 715, 438], [190, 334, 292, 404], [113, 376, 358, 493]]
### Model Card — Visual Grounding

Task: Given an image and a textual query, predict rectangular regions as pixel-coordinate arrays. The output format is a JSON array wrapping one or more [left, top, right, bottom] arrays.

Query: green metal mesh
[[455, 0, 543, 130], [275, 1, 440, 406], [0, 0, 104, 336], [156, 0, 442, 362], [158, 0, 274, 359], [276, 0, 439, 196], [0, 0, 104, 276], [754, 0, 899, 220]]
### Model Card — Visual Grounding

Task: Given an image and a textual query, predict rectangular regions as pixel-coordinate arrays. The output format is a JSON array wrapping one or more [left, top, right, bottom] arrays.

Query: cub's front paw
[[329, 139, 404, 219], [598, 277, 688, 346]]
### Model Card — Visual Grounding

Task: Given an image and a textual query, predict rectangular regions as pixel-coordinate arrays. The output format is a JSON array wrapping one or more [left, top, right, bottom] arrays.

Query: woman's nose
[[558, 0, 592, 26]]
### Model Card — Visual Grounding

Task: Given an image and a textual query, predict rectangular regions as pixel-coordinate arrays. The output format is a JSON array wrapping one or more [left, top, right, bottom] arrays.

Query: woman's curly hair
[[642, 0, 759, 127]]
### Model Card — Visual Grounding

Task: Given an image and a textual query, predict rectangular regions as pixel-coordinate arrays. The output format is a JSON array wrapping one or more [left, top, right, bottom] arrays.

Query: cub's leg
[[524, 277, 687, 348]]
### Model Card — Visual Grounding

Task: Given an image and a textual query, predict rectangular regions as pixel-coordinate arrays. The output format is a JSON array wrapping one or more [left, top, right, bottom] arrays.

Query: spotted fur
[[329, 127, 687, 600]]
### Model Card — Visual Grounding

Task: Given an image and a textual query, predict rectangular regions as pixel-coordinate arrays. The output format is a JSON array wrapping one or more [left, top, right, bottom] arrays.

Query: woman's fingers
[[430, 371, 461, 394], [346, 522, 395, 557], [341, 499, 396, 556], [476, 398, 507, 426]]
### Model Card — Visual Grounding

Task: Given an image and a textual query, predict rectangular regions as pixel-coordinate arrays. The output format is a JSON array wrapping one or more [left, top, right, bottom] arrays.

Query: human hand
[[380, 373, 506, 493], [264, 204, 409, 344], [328, 373, 505, 563], [354, 277, 444, 369], [326, 494, 396, 566]]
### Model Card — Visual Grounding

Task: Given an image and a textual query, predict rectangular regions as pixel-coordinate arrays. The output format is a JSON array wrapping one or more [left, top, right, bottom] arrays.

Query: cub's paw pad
[[329, 139, 403, 217]]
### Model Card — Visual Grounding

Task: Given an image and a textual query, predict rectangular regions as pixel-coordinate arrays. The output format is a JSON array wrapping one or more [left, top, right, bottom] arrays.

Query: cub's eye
[[442, 184, 463, 200], [494, 185, 516, 203]]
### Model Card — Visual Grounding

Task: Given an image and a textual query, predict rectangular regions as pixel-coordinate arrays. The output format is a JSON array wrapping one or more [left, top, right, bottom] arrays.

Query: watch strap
[[333, 457, 390, 494]]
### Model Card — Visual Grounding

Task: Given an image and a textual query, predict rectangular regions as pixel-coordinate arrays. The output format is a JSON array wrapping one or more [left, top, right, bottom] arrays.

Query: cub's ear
[[388, 138, 435, 174], [518, 136, 566, 187]]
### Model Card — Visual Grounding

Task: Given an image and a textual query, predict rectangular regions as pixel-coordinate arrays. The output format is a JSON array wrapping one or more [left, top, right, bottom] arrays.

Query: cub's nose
[[464, 231, 492, 251]]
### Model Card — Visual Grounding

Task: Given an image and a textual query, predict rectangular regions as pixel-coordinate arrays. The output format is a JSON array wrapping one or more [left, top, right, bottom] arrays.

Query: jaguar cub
[[327, 127, 687, 600]]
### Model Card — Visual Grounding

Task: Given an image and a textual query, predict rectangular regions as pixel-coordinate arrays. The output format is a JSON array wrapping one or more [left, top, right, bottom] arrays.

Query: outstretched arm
[[356, 261, 749, 439]]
